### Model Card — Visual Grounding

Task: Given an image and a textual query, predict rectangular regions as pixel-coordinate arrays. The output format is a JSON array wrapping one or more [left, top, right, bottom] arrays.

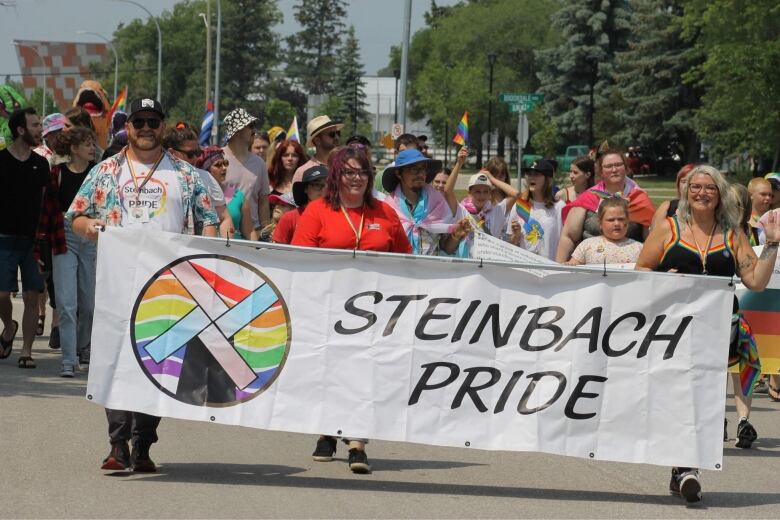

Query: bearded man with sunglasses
[[67, 98, 218, 473]]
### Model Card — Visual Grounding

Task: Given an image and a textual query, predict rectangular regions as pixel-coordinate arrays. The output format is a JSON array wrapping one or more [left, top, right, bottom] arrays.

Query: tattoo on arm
[[739, 256, 755, 272], [760, 243, 778, 261]]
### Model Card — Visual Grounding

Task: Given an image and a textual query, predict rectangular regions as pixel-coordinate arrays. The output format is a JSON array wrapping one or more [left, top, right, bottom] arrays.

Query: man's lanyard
[[127, 150, 164, 204], [340, 204, 365, 250]]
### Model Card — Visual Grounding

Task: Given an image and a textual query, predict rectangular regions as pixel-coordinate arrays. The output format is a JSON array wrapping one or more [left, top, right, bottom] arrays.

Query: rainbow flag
[[106, 85, 127, 124], [737, 287, 780, 376], [453, 111, 468, 146], [514, 197, 544, 246], [287, 116, 300, 143]]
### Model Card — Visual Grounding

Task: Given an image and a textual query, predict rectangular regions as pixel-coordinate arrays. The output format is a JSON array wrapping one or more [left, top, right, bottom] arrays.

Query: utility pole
[[398, 0, 412, 129]]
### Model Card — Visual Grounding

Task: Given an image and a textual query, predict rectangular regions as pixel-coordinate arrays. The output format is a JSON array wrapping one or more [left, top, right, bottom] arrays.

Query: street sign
[[499, 92, 544, 103], [391, 123, 404, 139], [509, 102, 538, 113]]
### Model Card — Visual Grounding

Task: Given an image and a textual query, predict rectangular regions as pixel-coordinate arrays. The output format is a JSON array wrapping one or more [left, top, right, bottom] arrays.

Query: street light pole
[[398, 0, 412, 130], [77, 31, 118, 101], [212, 0, 222, 144], [486, 52, 497, 161], [13, 42, 47, 116], [199, 4, 211, 110], [393, 68, 399, 124], [116, 0, 161, 101]]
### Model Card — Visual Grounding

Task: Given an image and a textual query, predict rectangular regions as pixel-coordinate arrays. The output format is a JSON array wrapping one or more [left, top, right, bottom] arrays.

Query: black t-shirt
[[0, 148, 50, 237], [57, 162, 94, 212]]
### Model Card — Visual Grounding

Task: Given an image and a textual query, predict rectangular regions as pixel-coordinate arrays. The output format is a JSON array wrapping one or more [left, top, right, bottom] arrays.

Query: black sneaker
[[723, 418, 728, 442], [312, 436, 337, 462], [130, 442, 157, 473], [735, 418, 757, 449], [678, 470, 702, 503], [101, 442, 130, 470], [78, 347, 90, 365], [348, 448, 371, 474], [48, 326, 60, 350]]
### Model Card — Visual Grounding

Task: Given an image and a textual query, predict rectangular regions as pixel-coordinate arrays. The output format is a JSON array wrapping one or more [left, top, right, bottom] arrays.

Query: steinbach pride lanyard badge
[[340, 204, 365, 250], [127, 151, 164, 220]]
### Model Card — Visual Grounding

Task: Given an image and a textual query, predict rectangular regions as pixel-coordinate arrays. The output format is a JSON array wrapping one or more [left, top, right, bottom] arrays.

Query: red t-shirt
[[272, 207, 303, 244], [292, 198, 412, 253]]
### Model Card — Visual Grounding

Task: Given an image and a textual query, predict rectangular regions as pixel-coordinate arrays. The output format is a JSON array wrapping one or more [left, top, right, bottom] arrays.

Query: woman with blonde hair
[[636, 164, 779, 503]]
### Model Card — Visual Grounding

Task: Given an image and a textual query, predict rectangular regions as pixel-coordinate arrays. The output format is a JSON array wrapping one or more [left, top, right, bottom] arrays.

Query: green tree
[[221, 0, 282, 118], [331, 26, 369, 134], [285, 0, 347, 95], [535, 0, 631, 147], [612, 0, 702, 162], [398, 0, 559, 165], [682, 0, 780, 169], [108, 0, 209, 125]]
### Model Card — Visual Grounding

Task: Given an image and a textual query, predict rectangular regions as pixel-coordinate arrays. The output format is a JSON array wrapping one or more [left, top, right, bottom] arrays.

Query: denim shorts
[[0, 236, 44, 293]]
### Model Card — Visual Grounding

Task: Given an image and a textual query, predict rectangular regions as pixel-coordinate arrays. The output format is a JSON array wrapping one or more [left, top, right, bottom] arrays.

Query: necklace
[[688, 220, 717, 274], [340, 204, 365, 250]]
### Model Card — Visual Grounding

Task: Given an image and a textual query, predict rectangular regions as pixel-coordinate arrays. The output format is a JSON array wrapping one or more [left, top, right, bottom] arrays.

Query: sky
[[0, 0, 459, 80]]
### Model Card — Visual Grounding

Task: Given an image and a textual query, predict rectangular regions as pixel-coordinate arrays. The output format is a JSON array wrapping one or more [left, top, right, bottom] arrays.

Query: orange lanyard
[[127, 151, 164, 205], [340, 204, 365, 250]]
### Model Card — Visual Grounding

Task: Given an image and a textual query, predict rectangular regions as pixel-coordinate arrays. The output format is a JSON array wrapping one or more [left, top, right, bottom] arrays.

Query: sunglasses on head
[[175, 148, 201, 159], [130, 117, 162, 130]]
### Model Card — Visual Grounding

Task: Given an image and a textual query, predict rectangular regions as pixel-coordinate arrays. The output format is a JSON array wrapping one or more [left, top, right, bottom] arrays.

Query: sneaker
[[101, 442, 130, 470], [130, 442, 157, 473], [48, 326, 60, 349], [60, 366, 75, 378], [78, 347, 90, 365], [312, 436, 337, 462], [735, 418, 757, 449], [678, 470, 702, 503], [348, 448, 371, 474]]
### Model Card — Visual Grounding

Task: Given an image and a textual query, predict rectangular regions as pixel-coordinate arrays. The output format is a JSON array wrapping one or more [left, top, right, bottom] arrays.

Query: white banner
[[88, 228, 734, 469]]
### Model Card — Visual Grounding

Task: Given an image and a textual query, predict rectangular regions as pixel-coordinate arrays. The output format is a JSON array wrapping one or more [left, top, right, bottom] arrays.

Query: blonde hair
[[677, 165, 741, 231]]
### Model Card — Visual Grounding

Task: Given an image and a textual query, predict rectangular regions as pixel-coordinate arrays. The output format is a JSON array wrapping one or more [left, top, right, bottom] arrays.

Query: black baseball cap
[[522, 159, 555, 177], [128, 98, 165, 119]]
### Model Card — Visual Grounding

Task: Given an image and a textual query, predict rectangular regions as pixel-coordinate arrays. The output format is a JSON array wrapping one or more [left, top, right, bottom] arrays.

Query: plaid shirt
[[64, 146, 217, 233], [37, 164, 69, 255]]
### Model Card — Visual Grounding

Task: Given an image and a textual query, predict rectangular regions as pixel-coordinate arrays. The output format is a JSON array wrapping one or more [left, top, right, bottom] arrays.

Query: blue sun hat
[[382, 149, 442, 192]]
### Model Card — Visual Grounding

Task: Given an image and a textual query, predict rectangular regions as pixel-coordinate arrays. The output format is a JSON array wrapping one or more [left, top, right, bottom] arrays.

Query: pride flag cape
[[514, 197, 545, 247], [738, 287, 780, 376], [287, 116, 300, 143], [106, 86, 127, 124], [453, 111, 468, 146], [561, 178, 655, 226]]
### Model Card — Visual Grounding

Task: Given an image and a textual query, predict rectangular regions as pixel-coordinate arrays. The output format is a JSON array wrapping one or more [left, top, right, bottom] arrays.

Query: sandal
[[769, 384, 780, 403], [17, 356, 36, 369], [36, 315, 45, 336], [0, 320, 19, 359]]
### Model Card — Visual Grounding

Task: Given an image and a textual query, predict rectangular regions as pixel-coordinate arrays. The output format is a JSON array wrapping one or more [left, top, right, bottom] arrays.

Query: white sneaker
[[60, 366, 75, 378], [679, 470, 702, 503]]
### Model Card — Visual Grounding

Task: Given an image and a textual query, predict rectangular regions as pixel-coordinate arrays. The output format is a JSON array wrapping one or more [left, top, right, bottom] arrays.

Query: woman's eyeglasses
[[689, 183, 718, 194], [342, 168, 370, 179]]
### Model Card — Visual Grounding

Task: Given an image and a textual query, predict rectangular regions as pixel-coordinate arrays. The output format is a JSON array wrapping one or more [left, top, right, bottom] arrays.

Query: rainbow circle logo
[[130, 254, 291, 407]]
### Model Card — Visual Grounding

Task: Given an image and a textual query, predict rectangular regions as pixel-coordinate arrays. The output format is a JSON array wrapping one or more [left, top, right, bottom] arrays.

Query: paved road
[[1, 303, 779, 519]]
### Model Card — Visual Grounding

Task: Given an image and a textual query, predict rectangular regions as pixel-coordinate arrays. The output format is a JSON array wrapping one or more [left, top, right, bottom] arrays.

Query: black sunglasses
[[175, 148, 201, 159], [130, 117, 162, 130]]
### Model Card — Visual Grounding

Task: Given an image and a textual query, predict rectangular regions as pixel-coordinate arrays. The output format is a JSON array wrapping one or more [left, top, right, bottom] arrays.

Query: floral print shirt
[[65, 146, 217, 232]]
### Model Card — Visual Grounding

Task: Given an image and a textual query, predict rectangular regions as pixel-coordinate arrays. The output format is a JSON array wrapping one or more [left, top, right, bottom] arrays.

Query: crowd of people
[[1, 99, 779, 502]]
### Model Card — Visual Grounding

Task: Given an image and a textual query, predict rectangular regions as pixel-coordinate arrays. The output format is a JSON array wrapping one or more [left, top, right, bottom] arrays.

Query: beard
[[129, 131, 162, 151], [22, 131, 42, 147]]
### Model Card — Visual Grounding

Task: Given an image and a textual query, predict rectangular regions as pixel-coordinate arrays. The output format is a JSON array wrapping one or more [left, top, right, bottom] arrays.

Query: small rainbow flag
[[287, 116, 300, 143], [515, 197, 545, 246], [106, 85, 127, 124], [453, 111, 468, 146]]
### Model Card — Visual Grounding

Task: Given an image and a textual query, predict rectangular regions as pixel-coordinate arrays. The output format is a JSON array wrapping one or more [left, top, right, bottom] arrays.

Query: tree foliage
[[535, 0, 631, 147], [285, 0, 347, 96], [403, 0, 559, 160], [612, 0, 701, 162], [329, 26, 369, 134], [682, 0, 780, 166]]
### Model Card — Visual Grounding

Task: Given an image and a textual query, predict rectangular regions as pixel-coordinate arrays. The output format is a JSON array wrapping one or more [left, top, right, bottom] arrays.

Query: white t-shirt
[[118, 156, 185, 232], [457, 198, 511, 239], [194, 167, 225, 207], [505, 199, 565, 260]]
